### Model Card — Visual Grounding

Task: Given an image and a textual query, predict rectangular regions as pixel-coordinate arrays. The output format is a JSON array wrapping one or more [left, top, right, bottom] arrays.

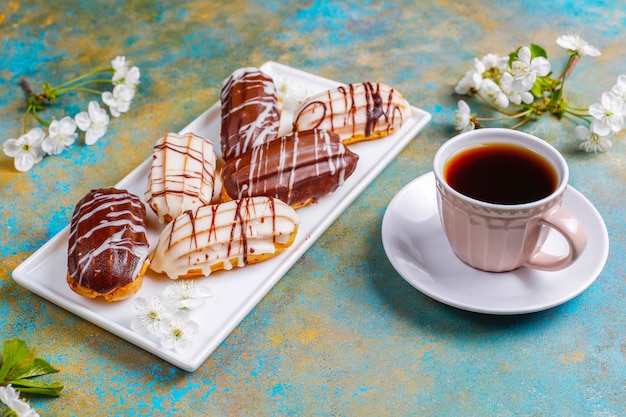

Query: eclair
[[67, 188, 150, 301], [149, 196, 300, 280], [220, 129, 359, 208], [145, 132, 218, 223], [292, 82, 411, 144], [220, 67, 281, 161]]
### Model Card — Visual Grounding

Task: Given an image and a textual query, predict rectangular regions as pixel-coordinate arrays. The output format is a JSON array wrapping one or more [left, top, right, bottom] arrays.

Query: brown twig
[[20, 78, 47, 101], [20, 77, 34, 95]]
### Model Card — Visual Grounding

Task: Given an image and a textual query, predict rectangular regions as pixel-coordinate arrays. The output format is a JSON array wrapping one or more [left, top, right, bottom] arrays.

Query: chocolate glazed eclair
[[67, 188, 150, 302], [220, 67, 281, 162], [220, 128, 359, 208]]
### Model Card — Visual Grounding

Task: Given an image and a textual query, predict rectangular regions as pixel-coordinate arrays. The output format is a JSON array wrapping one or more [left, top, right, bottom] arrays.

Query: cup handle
[[524, 206, 588, 271]]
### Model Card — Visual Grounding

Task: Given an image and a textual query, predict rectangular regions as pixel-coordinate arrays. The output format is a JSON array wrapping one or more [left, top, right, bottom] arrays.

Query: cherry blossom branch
[[453, 33, 624, 153], [3, 56, 140, 172]]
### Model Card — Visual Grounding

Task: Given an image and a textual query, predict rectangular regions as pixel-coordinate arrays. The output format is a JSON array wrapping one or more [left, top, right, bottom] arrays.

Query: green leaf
[[530, 43, 548, 59], [4, 353, 36, 382], [551, 86, 563, 103], [0, 340, 31, 383], [546, 86, 565, 117], [0, 339, 63, 397], [7, 378, 64, 397], [8, 358, 59, 380], [530, 83, 544, 98]]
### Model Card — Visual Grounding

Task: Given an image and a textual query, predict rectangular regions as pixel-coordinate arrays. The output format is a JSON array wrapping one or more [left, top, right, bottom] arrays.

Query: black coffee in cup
[[444, 143, 558, 205]]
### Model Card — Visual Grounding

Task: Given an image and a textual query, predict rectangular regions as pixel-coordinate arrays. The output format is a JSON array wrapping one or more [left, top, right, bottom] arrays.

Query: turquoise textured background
[[1, 1, 625, 416]]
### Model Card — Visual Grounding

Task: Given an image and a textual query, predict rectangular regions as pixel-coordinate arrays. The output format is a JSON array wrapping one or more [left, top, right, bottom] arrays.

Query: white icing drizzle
[[145, 132, 217, 223], [292, 82, 410, 141], [149, 196, 300, 280]]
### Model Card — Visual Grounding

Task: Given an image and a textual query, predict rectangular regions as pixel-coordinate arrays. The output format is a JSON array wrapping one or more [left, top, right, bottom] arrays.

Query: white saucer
[[381, 172, 609, 315]]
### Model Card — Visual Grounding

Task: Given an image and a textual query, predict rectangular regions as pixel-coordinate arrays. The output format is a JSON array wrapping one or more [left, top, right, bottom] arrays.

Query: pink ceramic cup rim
[[433, 128, 569, 210]]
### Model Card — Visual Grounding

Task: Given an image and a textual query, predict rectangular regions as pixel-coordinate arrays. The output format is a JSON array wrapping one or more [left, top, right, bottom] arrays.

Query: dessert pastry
[[145, 132, 218, 223], [67, 188, 150, 301], [292, 82, 411, 144], [220, 67, 281, 161], [150, 196, 300, 279], [220, 129, 359, 208]]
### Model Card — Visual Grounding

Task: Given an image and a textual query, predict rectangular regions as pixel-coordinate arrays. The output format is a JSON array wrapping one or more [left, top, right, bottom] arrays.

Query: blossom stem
[[476, 108, 534, 122], [564, 110, 591, 122], [51, 68, 113, 90], [54, 79, 113, 92], [566, 106, 589, 113], [560, 54, 580, 82], [564, 110, 589, 118], [30, 107, 50, 127], [22, 107, 32, 134], [553, 54, 579, 101], [509, 115, 533, 130], [475, 92, 519, 116], [55, 86, 106, 96]]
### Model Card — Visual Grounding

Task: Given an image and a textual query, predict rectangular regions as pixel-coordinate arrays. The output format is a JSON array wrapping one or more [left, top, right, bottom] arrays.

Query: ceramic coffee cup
[[433, 128, 587, 272]]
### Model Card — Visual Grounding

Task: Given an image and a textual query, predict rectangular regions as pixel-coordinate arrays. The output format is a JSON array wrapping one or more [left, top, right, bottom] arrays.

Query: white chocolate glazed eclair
[[145, 132, 218, 224], [292, 82, 411, 144], [149, 196, 300, 279]]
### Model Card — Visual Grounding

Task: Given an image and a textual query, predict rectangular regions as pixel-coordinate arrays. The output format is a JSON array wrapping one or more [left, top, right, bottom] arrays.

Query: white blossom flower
[[556, 33, 601, 57], [123, 66, 141, 89], [131, 296, 174, 338], [454, 70, 479, 95], [162, 280, 213, 310], [499, 72, 534, 105], [511, 46, 551, 91], [480, 78, 509, 109], [111, 55, 140, 89], [454, 58, 485, 95], [588, 91, 625, 136], [0, 384, 40, 417], [454, 100, 475, 132], [0, 384, 18, 406], [3, 127, 46, 172], [275, 76, 309, 109], [102, 84, 135, 117], [111, 55, 130, 82], [159, 311, 199, 354], [75, 101, 110, 145], [42, 116, 77, 155], [610, 74, 626, 103], [480, 53, 509, 72], [575, 125, 612, 153]]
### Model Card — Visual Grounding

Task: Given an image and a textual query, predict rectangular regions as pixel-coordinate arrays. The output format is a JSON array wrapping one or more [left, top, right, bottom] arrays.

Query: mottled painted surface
[[1, 0, 625, 416]]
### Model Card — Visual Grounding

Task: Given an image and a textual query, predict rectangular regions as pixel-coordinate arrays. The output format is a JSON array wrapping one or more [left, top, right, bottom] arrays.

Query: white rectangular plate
[[12, 62, 431, 372]]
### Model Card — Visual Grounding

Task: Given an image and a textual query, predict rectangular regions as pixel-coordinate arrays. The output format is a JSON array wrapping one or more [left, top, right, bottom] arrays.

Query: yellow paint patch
[[0, 2, 18, 25], [264, 327, 285, 347], [299, 328, 318, 344], [561, 350, 585, 363]]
